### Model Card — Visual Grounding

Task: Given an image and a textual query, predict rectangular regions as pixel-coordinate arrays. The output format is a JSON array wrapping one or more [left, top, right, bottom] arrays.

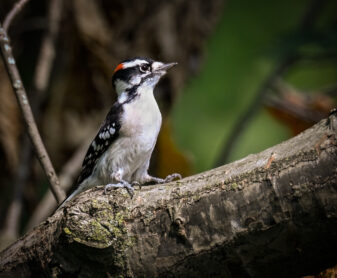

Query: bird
[[59, 57, 181, 208]]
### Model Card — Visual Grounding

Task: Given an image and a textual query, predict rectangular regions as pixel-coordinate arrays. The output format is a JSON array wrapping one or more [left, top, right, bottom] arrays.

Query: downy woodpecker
[[59, 57, 181, 207]]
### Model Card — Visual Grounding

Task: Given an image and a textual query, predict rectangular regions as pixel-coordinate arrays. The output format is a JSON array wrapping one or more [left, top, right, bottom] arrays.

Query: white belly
[[92, 90, 162, 184]]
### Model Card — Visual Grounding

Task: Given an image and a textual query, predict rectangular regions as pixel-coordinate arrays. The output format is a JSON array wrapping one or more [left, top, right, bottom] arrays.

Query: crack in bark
[[0, 116, 336, 277]]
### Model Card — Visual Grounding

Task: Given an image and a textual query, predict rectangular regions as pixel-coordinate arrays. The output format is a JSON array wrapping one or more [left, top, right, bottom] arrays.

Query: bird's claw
[[104, 181, 134, 198], [164, 173, 182, 183], [123, 183, 135, 198], [132, 181, 142, 189]]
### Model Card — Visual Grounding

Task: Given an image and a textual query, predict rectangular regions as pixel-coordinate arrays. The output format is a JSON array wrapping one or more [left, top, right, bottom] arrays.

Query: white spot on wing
[[92, 141, 97, 150]]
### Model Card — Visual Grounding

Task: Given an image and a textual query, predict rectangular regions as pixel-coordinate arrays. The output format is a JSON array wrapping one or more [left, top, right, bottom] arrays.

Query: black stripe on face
[[112, 67, 139, 84], [112, 57, 154, 85]]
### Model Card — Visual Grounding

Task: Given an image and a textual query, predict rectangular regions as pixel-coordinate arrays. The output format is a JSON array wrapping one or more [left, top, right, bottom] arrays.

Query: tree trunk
[[0, 114, 337, 277]]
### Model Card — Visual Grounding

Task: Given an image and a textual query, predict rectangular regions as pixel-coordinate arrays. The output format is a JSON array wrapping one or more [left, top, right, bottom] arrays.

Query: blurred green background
[[172, 0, 337, 172]]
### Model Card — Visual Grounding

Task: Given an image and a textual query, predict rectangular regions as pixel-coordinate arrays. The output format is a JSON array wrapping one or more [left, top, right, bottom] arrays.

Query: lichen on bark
[[0, 115, 336, 277]]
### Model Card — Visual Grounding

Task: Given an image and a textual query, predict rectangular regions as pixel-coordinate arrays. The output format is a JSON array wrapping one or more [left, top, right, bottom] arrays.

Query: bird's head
[[112, 57, 177, 100]]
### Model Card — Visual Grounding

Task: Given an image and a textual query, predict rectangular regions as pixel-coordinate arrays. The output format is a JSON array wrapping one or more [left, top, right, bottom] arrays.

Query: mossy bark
[[0, 114, 337, 277]]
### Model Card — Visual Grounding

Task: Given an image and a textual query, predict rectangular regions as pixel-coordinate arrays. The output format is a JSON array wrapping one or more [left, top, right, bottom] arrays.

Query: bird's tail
[[56, 187, 83, 210]]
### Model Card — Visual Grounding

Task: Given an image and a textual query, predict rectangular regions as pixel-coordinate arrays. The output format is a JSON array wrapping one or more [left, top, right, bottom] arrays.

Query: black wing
[[76, 102, 123, 185]]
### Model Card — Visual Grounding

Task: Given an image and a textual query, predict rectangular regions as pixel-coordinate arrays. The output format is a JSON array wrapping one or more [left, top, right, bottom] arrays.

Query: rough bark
[[0, 114, 337, 277]]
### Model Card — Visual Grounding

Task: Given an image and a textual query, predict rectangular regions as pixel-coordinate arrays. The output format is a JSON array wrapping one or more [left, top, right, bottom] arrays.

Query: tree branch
[[0, 135, 31, 247], [2, 0, 30, 33], [33, 0, 63, 94], [1, 114, 336, 277], [0, 23, 65, 202], [0, 0, 65, 245], [25, 139, 90, 231]]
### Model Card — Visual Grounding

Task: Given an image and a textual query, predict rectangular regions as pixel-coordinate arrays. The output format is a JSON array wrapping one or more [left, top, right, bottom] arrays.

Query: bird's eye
[[140, 64, 150, 73]]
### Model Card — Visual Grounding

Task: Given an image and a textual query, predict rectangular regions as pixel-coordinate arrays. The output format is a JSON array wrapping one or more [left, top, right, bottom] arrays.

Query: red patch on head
[[113, 63, 124, 73]]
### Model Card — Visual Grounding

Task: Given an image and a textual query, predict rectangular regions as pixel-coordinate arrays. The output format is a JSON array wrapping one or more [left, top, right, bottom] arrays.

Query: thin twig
[[2, 0, 65, 235], [25, 139, 90, 231], [33, 0, 63, 94], [3, 0, 30, 33], [1, 135, 31, 241], [214, 0, 327, 166], [0, 26, 65, 203]]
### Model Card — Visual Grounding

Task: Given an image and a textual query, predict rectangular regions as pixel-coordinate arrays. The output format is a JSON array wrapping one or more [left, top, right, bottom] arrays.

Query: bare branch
[[0, 135, 31, 249], [33, 0, 63, 94], [1, 116, 336, 277], [0, 0, 65, 245], [0, 26, 65, 203], [25, 139, 90, 231], [3, 0, 30, 33]]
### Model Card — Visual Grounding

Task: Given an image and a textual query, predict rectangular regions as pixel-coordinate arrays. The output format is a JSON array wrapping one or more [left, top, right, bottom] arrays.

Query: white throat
[[120, 86, 162, 138]]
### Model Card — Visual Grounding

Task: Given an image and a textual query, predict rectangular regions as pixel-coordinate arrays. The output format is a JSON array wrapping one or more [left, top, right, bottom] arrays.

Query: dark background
[[0, 0, 336, 275]]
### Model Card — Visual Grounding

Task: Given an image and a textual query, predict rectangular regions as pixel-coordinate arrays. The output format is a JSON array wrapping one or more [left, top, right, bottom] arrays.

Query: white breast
[[121, 88, 162, 146], [90, 88, 162, 184]]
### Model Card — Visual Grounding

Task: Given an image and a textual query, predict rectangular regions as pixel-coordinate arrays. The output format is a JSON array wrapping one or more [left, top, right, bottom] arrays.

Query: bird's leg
[[104, 171, 135, 198], [104, 181, 134, 197], [164, 173, 182, 182], [140, 173, 182, 186]]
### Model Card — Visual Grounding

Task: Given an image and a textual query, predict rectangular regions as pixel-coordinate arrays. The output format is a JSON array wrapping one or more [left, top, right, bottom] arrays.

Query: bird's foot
[[132, 181, 141, 189], [104, 181, 134, 198], [164, 173, 182, 183], [142, 173, 182, 185]]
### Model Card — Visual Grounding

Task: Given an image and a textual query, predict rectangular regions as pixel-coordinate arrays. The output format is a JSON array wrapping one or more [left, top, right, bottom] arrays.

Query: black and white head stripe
[[111, 57, 177, 104], [112, 57, 153, 88], [122, 58, 153, 69]]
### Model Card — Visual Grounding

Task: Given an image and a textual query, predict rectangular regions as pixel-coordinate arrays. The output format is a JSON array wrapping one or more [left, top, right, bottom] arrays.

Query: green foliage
[[172, 0, 337, 172]]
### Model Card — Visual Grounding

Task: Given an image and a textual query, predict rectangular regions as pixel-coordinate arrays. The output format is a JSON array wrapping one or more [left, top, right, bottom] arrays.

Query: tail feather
[[56, 187, 84, 210]]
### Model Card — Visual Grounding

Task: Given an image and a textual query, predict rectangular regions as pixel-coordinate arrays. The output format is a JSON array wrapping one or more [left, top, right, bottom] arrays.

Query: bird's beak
[[152, 62, 178, 75], [158, 62, 178, 71]]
